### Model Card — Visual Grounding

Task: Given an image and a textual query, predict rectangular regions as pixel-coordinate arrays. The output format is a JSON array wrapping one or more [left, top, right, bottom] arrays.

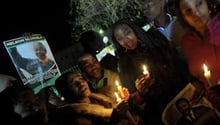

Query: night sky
[[0, 0, 73, 76]]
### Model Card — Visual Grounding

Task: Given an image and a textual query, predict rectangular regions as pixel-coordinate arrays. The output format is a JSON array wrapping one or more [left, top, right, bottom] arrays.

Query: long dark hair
[[110, 18, 170, 55]]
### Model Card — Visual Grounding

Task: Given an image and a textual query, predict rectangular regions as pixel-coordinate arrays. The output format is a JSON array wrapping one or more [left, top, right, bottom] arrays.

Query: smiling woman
[[110, 18, 190, 125]]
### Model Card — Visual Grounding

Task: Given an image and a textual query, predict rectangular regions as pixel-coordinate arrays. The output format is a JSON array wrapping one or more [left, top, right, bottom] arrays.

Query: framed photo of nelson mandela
[[3, 34, 61, 93]]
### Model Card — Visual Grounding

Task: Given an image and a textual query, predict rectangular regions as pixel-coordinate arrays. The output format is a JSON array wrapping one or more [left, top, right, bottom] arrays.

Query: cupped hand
[[135, 74, 150, 93]]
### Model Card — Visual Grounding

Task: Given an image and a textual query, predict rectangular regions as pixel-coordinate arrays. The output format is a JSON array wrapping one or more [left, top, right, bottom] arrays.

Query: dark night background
[[0, 0, 73, 77]]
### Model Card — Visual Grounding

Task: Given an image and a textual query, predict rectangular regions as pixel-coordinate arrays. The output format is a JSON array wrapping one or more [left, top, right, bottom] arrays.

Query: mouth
[[80, 87, 88, 93]]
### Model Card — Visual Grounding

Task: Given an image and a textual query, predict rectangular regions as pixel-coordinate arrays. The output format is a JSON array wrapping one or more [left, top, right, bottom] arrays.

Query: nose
[[192, 9, 200, 17], [120, 37, 130, 45]]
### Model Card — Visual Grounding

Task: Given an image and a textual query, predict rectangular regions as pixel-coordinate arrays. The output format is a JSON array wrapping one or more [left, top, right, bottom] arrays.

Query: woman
[[54, 71, 135, 125], [110, 19, 190, 125], [175, 0, 220, 112]]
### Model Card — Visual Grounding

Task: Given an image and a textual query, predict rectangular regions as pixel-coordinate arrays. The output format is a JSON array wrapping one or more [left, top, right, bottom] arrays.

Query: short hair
[[33, 42, 47, 53], [55, 71, 81, 102], [77, 53, 98, 70], [79, 30, 105, 55], [175, 97, 190, 109]]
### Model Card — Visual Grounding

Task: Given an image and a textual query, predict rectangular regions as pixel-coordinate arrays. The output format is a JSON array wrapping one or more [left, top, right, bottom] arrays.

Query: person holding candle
[[174, 0, 220, 112], [77, 53, 129, 103], [77, 53, 143, 124], [54, 71, 137, 125], [110, 18, 190, 125]]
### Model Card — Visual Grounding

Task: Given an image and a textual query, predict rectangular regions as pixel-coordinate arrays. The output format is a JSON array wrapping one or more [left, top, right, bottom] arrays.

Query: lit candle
[[203, 64, 214, 86], [114, 92, 122, 102], [115, 80, 125, 98], [142, 64, 149, 75]]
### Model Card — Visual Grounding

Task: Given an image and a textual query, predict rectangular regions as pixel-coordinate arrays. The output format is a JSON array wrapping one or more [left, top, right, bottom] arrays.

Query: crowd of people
[[1, 0, 220, 125]]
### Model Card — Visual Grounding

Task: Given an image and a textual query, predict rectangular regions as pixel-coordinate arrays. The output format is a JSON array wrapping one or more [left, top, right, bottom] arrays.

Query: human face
[[179, 0, 210, 31], [114, 24, 138, 50], [177, 100, 191, 115], [34, 43, 47, 59], [79, 54, 102, 81], [68, 73, 91, 98], [143, 0, 164, 21]]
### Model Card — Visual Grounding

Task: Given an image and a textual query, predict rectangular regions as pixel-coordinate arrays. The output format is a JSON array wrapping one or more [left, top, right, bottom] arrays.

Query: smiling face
[[78, 54, 103, 82], [113, 24, 138, 50], [33, 43, 47, 60], [176, 98, 191, 116], [67, 73, 91, 98], [179, 0, 210, 32]]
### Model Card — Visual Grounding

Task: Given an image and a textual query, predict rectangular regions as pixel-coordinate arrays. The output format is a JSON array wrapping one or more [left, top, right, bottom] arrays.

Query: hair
[[175, 97, 190, 110], [55, 71, 81, 102], [110, 18, 169, 54], [55, 72, 72, 101], [33, 42, 47, 53], [7, 85, 34, 104], [79, 30, 105, 55], [174, 0, 217, 32]]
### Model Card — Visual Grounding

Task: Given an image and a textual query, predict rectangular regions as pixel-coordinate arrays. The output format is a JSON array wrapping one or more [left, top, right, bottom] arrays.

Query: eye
[[186, 8, 193, 15], [183, 7, 193, 16], [116, 37, 122, 42], [196, 0, 203, 8], [124, 30, 132, 35]]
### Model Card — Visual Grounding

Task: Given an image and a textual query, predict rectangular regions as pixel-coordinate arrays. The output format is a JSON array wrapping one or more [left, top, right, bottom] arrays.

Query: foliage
[[71, 0, 145, 41]]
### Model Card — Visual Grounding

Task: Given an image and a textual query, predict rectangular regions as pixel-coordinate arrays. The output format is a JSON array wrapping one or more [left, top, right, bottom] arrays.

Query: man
[[143, 0, 188, 45], [175, 97, 220, 125], [77, 53, 129, 102], [26, 42, 55, 75]]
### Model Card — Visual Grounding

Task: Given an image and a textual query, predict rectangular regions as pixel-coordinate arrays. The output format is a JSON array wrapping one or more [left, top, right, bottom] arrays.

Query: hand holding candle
[[114, 90, 137, 125], [135, 64, 153, 96], [115, 80, 125, 99], [114, 92, 122, 102], [203, 64, 214, 87]]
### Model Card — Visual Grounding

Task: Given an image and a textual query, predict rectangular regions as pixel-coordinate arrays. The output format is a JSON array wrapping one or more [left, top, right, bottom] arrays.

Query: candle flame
[[143, 65, 149, 75], [115, 80, 119, 86], [203, 64, 208, 73], [203, 63, 213, 86], [114, 92, 121, 102]]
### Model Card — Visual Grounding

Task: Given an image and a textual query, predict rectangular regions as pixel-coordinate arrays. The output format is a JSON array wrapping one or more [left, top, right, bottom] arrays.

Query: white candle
[[115, 80, 125, 98], [114, 92, 122, 102]]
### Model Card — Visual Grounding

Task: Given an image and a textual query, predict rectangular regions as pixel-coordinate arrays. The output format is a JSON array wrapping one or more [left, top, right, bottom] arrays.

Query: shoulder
[[193, 105, 213, 114], [105, 69, 118, 75], [208, 12, 220, 32], [180, 31, 199, 46]]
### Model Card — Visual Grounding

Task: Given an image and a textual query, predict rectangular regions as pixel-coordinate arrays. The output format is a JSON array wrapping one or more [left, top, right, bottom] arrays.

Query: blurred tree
[[71, 0, 145, 42]]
